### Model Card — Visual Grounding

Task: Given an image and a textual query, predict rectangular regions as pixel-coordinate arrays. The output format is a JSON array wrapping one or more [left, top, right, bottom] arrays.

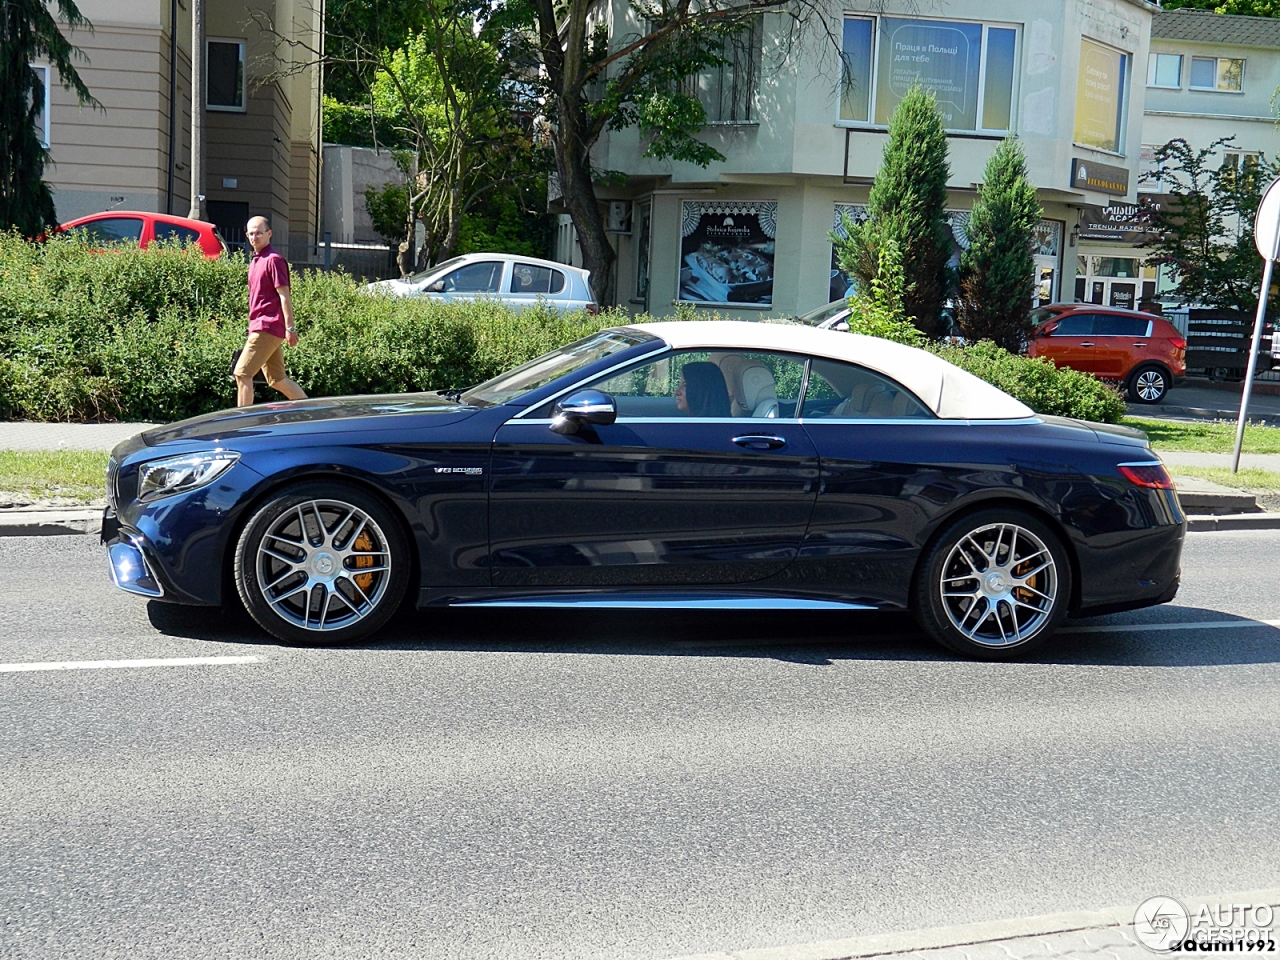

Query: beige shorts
[[234, 332, 287, 385]]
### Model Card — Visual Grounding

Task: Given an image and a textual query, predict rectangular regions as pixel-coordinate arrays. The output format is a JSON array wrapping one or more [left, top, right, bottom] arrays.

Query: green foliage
[[932, 341, 1127, 423], [1144, 137, 1280, 314], [844, 238, 927, 348], [1161, 0, 1278, 14], [957, 137, 1042, 351], [0, 0, 98, 235], [364, 181, 410, 245], [834, 86, 951, 338]]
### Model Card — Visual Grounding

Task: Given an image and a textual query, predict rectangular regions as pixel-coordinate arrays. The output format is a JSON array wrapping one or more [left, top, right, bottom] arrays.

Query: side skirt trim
[[447, 593, 878, 611]]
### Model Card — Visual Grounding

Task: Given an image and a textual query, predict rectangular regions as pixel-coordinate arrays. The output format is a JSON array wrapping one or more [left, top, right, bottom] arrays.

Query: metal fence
[[224, 236, 399, 283]]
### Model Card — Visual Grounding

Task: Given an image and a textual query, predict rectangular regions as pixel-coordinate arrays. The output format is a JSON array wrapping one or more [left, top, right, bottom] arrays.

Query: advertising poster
[[876, 18, 983, 129], [1074, 38, 1125, 153], [829, 204, 868, 302], [679, 201, 777, 305]]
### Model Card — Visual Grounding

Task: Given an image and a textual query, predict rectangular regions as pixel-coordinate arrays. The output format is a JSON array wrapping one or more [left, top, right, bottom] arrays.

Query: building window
[[1190, 56, 1244, 92], [207, 39, 245, 111], [687, 19, 758, 123], [30, 63, 50, 147], [1074, 38, 1129, 155], [839, 16, 1018, 133], [1147, 53, 1182, 88], [1138, 144, 1166, 193]]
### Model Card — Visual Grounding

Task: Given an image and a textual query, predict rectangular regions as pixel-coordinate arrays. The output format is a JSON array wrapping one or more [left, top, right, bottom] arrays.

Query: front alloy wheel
[[1127, 365, 1167, 404], [914, 510, 1071, 660], [235, 483, 409, 645]]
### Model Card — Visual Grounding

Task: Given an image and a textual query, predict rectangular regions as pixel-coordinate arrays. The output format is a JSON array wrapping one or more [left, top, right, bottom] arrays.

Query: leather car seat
[[714, 354, 779, 417]]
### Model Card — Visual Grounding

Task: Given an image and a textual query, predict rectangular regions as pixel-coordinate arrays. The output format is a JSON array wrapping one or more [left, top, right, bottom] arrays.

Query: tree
[[843, 237, 927, 347], [956, 137, 1041, 351], [1142, 136, 1279, 315], [0, 0, 96, 235], [1161, 0, 1279, 15], [832, 86, 951, 337]]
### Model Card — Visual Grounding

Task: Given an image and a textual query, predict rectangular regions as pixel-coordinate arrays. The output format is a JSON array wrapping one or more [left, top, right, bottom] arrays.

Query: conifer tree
[[956, 137, 1042, 350], [834, 85, 951, 337], [0, 0, 96, 235]]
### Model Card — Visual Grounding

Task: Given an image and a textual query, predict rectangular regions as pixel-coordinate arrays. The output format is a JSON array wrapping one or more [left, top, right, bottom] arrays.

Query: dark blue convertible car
[[103, 321, 1185, 659]]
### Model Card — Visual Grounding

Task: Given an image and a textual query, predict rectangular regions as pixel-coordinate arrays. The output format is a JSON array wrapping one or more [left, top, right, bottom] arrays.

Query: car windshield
[[460, 330, 657, 407], [796, 299, 852, 326], [1030, 307, 1062, 327], [406, 256, 467, 284]]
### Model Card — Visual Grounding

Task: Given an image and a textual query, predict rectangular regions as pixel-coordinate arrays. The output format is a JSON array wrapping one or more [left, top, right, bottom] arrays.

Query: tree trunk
[[555, 102, 614, 305]]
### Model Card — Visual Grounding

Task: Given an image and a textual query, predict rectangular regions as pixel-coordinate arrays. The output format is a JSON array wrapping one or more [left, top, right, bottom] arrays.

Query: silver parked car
[[364, 253, 597, 313]]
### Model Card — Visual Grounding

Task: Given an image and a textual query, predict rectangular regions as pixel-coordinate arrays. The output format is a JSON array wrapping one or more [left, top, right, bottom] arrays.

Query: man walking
[[234, 216, 307, 406]]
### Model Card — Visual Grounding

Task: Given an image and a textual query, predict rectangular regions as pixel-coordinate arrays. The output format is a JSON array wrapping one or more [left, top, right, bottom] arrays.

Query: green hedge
[[0, 234, 1123, 424]]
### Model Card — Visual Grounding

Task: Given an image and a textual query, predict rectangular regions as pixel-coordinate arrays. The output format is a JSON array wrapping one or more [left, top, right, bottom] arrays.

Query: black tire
[[913, 508, 1072, 661], [234, 481, 410, 646], [1126, 364, 1169, 404]]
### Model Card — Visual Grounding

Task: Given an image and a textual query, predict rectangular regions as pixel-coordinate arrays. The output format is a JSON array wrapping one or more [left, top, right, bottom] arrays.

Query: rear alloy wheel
[[235, 482, 409, 645], [914, 509, 1071, 660], [1126, 365, 1168, 404]]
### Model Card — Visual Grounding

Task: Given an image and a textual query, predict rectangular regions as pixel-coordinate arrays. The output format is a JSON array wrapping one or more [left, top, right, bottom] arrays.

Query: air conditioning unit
[[606, 200, 632, 234]]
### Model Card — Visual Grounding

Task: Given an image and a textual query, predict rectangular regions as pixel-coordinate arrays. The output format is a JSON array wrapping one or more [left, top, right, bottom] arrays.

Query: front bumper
[[106, 533, 165, 597]]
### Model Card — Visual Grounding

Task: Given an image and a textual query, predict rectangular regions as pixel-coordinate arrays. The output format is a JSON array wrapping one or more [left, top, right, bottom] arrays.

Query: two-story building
[[34, 0, 321, 250], [567, 1, 1280, 319]]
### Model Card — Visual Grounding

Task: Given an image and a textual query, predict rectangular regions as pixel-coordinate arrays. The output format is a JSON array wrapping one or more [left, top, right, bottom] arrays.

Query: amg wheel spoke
[[261, 544, 302, 566]]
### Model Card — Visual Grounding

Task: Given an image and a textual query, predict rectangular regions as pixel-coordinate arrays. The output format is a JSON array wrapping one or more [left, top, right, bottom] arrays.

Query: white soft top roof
[[628, 321, 1033, 421]]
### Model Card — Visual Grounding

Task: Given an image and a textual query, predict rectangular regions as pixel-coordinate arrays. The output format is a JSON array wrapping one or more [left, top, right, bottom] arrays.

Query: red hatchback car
[[56, 211, 224, 260], [1027, 304, 1187, 404]]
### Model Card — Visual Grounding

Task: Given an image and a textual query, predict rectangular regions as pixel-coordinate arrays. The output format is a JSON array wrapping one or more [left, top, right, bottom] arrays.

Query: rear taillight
[[1169, 336, 1187, 350], [1119, 462, 1174, 489]]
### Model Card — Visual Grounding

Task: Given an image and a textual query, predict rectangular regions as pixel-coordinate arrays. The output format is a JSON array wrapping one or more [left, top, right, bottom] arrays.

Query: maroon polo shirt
[[248, 244, 290, 339]]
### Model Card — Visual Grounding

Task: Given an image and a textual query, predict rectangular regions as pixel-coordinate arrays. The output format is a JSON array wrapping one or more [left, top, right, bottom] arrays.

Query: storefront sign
[[1077, 196, 1170, 244], [1071, 157, 1130, 196], [1073, 38, 1128, 154], [679, 201, 777, 305]]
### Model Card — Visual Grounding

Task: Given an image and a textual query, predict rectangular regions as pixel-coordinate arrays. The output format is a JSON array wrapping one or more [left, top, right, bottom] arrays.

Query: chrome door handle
[[1079, 342, 1094, 347], [732, 434, 786, 450], [1134, 342, 1147, 347]]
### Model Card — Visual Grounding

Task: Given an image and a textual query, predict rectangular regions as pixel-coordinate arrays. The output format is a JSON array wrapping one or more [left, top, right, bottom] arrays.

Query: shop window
[[1147, 53, 1181, 89], [1074, 38, 1129, 155], [208, 39, 245, 111], [688, 18, 758, 123], [1190, 57, 1243, 92], [839, 16, 1018, 133]]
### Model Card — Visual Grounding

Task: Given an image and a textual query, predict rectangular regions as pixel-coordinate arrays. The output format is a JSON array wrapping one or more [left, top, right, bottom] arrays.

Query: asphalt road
[[2, 532, 1279, 960]]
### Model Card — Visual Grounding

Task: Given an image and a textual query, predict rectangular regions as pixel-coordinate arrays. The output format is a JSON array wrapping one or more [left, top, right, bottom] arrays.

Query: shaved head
[[245, 216, 272, 253]]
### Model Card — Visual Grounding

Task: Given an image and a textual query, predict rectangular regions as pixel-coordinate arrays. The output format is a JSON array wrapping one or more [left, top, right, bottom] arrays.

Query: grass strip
[[0, 450, 110, 502], [1170, 467, 1280, 492], [1122, 416, 1280, 454]]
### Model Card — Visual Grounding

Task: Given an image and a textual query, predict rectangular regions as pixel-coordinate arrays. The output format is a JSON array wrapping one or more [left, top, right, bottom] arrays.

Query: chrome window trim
[[505, 416, 1045, 427]]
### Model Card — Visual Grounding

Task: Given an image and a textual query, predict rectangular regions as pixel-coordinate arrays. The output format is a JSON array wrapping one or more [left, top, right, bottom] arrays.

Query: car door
[[431, 260, 506, 304], [505, 262, 567, 312], [487, 349, 819, 587], [1093, 313, 1151, 379], [71, 216, 146, 248], [1036, 313, 1104, 374]]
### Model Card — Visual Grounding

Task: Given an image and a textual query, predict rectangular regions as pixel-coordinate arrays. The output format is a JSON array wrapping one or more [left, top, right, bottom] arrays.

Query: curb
[[1187, 512, 1280, 531], [0, 509, 102, 537], [666, 887, 1280, 960], [1128, 402, 1280, 425]]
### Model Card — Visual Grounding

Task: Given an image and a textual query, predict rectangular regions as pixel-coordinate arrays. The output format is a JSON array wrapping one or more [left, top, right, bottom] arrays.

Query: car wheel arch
[[909, 495, 1085, 615], [218, 469, 420, 611]]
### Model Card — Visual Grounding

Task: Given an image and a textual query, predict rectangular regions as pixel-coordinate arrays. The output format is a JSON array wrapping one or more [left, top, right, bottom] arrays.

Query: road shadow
[[146, 601, 1280, 668]]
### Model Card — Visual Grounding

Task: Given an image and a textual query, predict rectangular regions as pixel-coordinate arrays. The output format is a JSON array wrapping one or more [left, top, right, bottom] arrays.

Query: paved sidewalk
[[672, 887, 1280, 960], [0, 421, 154, 451]]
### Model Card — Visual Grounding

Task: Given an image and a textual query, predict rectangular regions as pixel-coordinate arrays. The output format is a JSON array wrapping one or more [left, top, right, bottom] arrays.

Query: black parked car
[[104, 321, 1185, 660]]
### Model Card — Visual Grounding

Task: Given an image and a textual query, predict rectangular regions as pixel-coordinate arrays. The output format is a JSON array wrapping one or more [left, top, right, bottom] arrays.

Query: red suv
[[56, 211, 224, 260], [1027, 305, 1186, 404]]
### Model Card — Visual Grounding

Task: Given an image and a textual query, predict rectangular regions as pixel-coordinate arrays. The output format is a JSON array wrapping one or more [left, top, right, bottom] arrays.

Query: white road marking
[[0, 655, 261, 674], [1063, 618, 1280, 634]]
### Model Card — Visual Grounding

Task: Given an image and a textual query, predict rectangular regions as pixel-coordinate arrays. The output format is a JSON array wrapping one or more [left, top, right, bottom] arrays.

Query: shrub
[[932, 340, 1127, 424]]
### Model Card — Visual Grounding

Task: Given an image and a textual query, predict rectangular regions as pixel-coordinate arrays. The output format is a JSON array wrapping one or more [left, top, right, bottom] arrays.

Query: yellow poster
[[1074, 38, 1125, 153]]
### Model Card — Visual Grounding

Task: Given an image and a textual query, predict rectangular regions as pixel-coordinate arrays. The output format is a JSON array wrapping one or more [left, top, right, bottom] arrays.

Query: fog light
[[108, 540, 164, 597]]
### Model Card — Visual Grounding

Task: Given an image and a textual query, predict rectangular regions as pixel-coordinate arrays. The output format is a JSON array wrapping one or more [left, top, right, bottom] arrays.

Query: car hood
[[364, 277, 421, 297], [142, 393, 477, 445]]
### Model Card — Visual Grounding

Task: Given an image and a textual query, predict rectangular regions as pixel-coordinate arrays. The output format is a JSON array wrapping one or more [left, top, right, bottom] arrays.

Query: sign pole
[[1233, 238, 1278, 473]]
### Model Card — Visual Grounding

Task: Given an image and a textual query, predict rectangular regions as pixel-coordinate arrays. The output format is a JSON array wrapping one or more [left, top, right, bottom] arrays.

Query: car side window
[[508, 264, 566, 295], [74, 217, 144, 244], [1051, 315, 1094, 336], [563, 350, 805, 419], [801, 358, 933, 420], [441, 261, 503, 293], [153, 221, 203, 245], [1095, 315, 1150, 337]]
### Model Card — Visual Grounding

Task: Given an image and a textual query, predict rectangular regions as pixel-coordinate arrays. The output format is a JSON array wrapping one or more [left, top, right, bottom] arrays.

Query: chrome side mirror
[[551, 389, 616, 434]]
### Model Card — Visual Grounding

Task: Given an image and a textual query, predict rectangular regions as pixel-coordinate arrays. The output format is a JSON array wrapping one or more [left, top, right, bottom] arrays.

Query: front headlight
[[137, 451, 240, 502]]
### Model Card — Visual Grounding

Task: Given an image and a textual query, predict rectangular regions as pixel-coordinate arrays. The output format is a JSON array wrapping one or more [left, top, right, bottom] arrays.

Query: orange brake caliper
[[352, 530, 376, 591]]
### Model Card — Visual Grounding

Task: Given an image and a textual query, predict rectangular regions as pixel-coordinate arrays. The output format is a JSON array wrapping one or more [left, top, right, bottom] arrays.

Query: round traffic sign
[[1255, 175, 1280, 260]]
